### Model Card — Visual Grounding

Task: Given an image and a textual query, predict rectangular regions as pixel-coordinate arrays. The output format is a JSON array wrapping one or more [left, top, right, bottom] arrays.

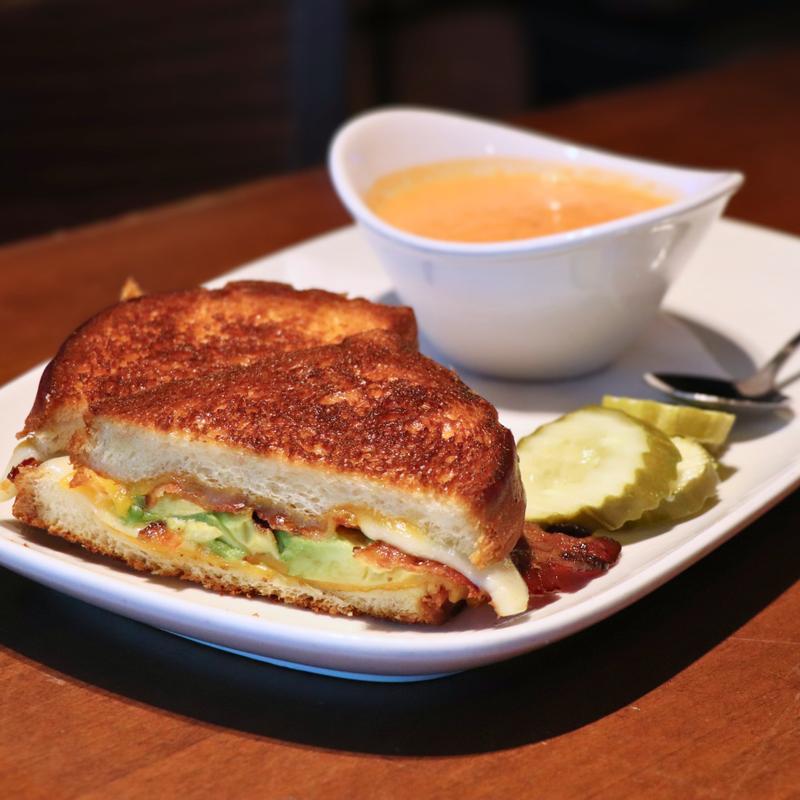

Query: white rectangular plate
[[2, 219, 799, 681]]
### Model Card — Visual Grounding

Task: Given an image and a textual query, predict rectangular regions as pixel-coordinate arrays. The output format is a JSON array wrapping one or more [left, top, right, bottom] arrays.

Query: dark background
[[1, 0, 797, 245]]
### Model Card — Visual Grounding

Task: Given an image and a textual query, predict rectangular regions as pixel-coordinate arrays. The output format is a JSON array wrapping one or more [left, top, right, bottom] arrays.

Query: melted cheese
[[0, 478, 14, 503], [356, 514, 528, 617], [36, 457, 528, 616], [2, 433, 74, 501]]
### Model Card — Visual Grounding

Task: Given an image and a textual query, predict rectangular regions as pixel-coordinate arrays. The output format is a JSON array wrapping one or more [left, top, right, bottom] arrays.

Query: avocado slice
[[121, 494, 420, 588], [273, 530, 414, 587]]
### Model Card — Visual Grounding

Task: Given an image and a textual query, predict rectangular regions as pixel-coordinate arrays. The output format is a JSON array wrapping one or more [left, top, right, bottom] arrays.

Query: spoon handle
[[735, 329, 800, 397]]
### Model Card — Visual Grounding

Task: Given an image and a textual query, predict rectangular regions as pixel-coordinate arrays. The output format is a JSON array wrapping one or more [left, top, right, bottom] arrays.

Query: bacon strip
[[511, 522, 621, 598], [356, 522, 621, 611], [7, 458, 39, 483], [146, 482, 329, 535], [146, 482, 249, 514], [137, 520, 181, 549], [354, 541, 485, 601]]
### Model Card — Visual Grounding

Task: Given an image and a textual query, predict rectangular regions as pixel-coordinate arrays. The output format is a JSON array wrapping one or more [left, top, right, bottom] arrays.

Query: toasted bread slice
[[33, 330, 527, 616], [16, 281, 417, 463]]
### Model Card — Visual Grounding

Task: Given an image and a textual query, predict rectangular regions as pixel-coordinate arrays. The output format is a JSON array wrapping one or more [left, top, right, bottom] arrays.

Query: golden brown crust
[[8, 468, 44, 525], [119, 276, 144, 301], [81, 330, 525, 562], [11, 466, 458, 625], [22, 280, 417, 438]]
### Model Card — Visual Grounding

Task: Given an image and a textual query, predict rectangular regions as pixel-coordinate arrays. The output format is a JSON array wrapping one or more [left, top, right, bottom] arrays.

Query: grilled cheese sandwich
[[9, 284, 529, 623]]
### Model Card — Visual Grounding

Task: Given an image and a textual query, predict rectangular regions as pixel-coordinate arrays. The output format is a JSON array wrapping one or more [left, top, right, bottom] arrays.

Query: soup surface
[[365, 158, 673, 243]]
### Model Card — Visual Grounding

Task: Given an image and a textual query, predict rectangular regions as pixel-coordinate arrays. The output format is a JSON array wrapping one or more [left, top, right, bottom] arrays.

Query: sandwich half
[[10, 280, 417, 469], [11, 331, 528, 623]]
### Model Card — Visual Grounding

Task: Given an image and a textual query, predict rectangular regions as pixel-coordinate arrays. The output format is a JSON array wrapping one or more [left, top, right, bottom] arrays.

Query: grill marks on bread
[[23, 281, 417, 438]]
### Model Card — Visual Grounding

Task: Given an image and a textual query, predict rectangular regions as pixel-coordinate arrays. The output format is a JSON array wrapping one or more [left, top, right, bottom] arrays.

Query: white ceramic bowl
[[329, 108, 742, 380]]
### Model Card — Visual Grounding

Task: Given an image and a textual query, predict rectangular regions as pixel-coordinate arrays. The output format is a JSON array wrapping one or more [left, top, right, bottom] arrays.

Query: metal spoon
[[644, 330, 800, 412]]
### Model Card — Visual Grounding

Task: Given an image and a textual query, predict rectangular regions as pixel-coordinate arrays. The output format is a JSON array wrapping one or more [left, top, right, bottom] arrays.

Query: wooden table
[[2, 50, 798, 799]]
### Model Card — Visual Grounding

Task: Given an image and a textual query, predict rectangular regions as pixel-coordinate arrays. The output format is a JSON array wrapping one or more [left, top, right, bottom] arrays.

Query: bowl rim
[[328, 106, 744, 259]]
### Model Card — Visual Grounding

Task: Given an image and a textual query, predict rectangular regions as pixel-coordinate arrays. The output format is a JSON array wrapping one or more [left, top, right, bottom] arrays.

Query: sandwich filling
[[31, 457, 528, 615]]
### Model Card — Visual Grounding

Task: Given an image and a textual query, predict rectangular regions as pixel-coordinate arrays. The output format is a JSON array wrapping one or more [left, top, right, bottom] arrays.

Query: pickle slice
[[601, 395, 734, 448], [643, 436, 719, 523], [518, 406, 680, 531]]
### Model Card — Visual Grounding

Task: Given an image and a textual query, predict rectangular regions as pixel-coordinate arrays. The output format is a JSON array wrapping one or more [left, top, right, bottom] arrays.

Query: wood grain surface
[[1, 50, 799, 800]]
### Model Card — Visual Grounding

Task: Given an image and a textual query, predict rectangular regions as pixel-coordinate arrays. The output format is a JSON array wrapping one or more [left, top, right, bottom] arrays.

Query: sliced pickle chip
[[518, 406, 680, 531], [601, 395, 735, 448], [642, 436, 719, 523]]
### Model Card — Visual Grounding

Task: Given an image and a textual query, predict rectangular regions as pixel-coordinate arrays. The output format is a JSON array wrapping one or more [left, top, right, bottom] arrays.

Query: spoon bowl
[[644, 372, 791, 412], [644, 327, 800, 412]]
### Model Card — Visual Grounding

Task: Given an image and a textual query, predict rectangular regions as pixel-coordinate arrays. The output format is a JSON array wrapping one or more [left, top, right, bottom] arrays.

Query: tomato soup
[[365, 158, 673, 243]]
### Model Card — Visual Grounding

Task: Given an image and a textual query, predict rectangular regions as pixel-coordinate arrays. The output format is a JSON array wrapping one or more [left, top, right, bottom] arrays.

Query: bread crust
[[79, 330, 525, 565], [22, 280, 417, 440]]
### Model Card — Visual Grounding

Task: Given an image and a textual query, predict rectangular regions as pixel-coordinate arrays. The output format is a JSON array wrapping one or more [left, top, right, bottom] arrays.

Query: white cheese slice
[[1, 432, 64, 501], [356, 514, 528, 617]]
